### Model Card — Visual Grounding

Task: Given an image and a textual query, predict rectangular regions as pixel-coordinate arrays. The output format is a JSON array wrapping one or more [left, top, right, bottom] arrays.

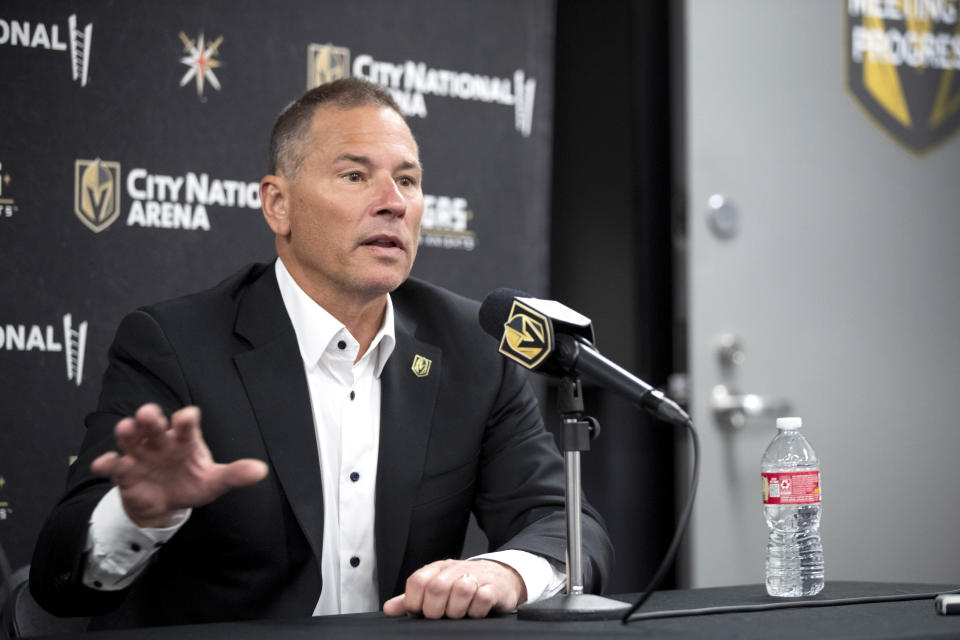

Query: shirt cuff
[[82, 486, 190, 591], [471, 550, 566, 604]]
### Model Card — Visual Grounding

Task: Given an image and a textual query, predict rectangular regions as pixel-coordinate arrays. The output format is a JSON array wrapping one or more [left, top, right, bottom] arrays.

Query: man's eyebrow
[[334, 154, 422, 172], [334, 153, 372, 166], [397, 160, 422, 171]]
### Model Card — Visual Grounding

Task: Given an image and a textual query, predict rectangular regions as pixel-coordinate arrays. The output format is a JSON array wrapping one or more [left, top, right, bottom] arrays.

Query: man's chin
[[357, 272, 410, 296]]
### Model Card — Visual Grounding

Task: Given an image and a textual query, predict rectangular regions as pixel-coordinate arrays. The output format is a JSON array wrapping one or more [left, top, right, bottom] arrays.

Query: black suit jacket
[[30, 263, 613, 628]]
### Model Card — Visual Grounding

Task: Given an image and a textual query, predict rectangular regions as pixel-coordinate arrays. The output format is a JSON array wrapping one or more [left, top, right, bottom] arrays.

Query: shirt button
[[93, 580, 103, 588], [130, 543, 141, 552], [350, 556, 360, 568], [349, 390, 355, 401], [350, 471, 360, 482], [337, 340, 347, 350]]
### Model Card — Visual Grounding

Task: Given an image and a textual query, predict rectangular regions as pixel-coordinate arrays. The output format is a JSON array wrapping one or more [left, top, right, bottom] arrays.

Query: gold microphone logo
[[498, 300, 552, 370]]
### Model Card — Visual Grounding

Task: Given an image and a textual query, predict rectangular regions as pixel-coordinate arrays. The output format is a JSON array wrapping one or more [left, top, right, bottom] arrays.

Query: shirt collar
[[274, 258, 396, 378]]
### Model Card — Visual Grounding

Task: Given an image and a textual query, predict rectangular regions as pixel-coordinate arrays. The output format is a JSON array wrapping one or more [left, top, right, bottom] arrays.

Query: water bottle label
[[762, 471, 821, 504]]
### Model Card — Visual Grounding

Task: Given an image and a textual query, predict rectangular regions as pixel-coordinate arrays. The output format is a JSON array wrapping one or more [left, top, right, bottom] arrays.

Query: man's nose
[[372, 175, 407, 217]]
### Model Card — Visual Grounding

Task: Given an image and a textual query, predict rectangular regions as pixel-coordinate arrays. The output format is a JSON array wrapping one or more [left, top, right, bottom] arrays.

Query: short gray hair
[[268, 78, 404, 178]]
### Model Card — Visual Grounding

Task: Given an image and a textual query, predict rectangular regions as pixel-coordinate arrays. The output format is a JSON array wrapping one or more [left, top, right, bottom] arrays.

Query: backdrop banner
[[0, 0, 554, 569]]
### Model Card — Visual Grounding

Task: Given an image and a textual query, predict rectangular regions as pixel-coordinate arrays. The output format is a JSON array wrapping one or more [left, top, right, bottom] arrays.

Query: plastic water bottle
[[761, 416, 824, 597]]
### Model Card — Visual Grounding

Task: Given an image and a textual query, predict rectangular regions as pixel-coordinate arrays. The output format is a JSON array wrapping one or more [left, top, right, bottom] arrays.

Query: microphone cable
[[622, 414, 700, 624], [623, 586, 960, 622]]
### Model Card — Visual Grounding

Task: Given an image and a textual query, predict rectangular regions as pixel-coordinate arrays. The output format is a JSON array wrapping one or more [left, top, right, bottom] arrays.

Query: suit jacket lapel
[[232, 267, 325, 572], [376, 311, 442, 602]]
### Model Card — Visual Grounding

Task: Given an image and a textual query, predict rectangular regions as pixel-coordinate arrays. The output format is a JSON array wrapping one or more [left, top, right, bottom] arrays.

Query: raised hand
[[383, 558, 527, 619], [90, 403, 269, 528]]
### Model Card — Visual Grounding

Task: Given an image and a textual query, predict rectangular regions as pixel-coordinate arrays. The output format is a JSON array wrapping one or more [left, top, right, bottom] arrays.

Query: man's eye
[[344, 172, 363, 182], [397, 176, 417, 187]]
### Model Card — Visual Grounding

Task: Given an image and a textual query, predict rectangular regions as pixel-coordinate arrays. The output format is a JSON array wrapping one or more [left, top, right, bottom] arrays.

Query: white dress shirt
[[82, 258, 564, 611], [276, 258, 390, 614]]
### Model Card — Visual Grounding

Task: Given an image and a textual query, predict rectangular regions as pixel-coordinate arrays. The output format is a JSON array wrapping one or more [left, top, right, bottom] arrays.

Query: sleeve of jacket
[[30, 309, 192, 617], [472, 356, 614, 594]]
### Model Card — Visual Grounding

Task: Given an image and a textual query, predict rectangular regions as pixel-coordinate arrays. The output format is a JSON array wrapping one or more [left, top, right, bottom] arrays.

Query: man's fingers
[[472, 559, 524, 612], [113, 417, 140, 454], [420, 572, 455, 619], [134, 402, 165, 423], [90, 451, 120, 476], [170, 406, 202, 443], [467, 584, 498, 619], [133, 403, 170, 444], [219, 459, 269, 489], [402, 561, 447, 616], [443, 573, 480, 619], [420, 564, 481, 619], [397, 559, 525, 619], [382, 594, 406, 617], [134, 403, 168, 431], [115, 405, 169, 456]]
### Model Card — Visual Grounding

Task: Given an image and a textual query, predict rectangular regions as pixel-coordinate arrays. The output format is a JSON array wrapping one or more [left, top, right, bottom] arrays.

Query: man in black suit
[[30, 78, 612, 628]]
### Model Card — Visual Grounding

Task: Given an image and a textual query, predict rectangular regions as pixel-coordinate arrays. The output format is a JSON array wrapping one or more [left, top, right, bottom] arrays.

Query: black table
[[58, 582, 960, 640]]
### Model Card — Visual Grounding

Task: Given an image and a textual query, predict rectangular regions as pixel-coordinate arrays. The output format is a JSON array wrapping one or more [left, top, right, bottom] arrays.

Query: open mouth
[[362, 235, 403, 250]]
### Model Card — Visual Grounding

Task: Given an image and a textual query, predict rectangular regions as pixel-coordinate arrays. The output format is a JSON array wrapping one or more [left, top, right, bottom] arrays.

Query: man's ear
[[260, 174, 290, 236]]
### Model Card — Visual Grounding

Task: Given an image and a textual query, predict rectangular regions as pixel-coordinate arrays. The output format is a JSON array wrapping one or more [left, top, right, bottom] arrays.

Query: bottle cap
[[776, 416, 802, 430]]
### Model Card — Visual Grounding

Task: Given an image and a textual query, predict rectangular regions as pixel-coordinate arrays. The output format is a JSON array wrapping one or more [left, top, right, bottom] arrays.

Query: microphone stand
[[517, 376, 631, 621]]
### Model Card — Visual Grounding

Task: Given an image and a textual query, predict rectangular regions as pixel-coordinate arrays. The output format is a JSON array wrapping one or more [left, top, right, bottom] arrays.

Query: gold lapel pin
[[411, 354, 432, 378]]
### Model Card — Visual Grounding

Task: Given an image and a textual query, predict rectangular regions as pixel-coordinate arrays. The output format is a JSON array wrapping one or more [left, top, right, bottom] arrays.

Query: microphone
[[479, 288, 690, 426]]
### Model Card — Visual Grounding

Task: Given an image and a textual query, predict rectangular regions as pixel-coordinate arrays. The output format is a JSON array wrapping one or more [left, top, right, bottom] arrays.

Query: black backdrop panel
[[0, 0, 553, 568]]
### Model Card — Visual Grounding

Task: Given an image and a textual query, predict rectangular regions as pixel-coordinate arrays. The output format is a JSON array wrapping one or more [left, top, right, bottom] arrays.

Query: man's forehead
[[309, 104, 413, 139], [307, 104, 419, 162]]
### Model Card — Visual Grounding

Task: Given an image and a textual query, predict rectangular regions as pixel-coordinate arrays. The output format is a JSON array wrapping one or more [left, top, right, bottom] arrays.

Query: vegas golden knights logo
[[498, 301, 553, 370], [307, 43, 351, 89], [847, 6, 960, 153], [411, 354, 432, 378], [74, 158, 121, 232]]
